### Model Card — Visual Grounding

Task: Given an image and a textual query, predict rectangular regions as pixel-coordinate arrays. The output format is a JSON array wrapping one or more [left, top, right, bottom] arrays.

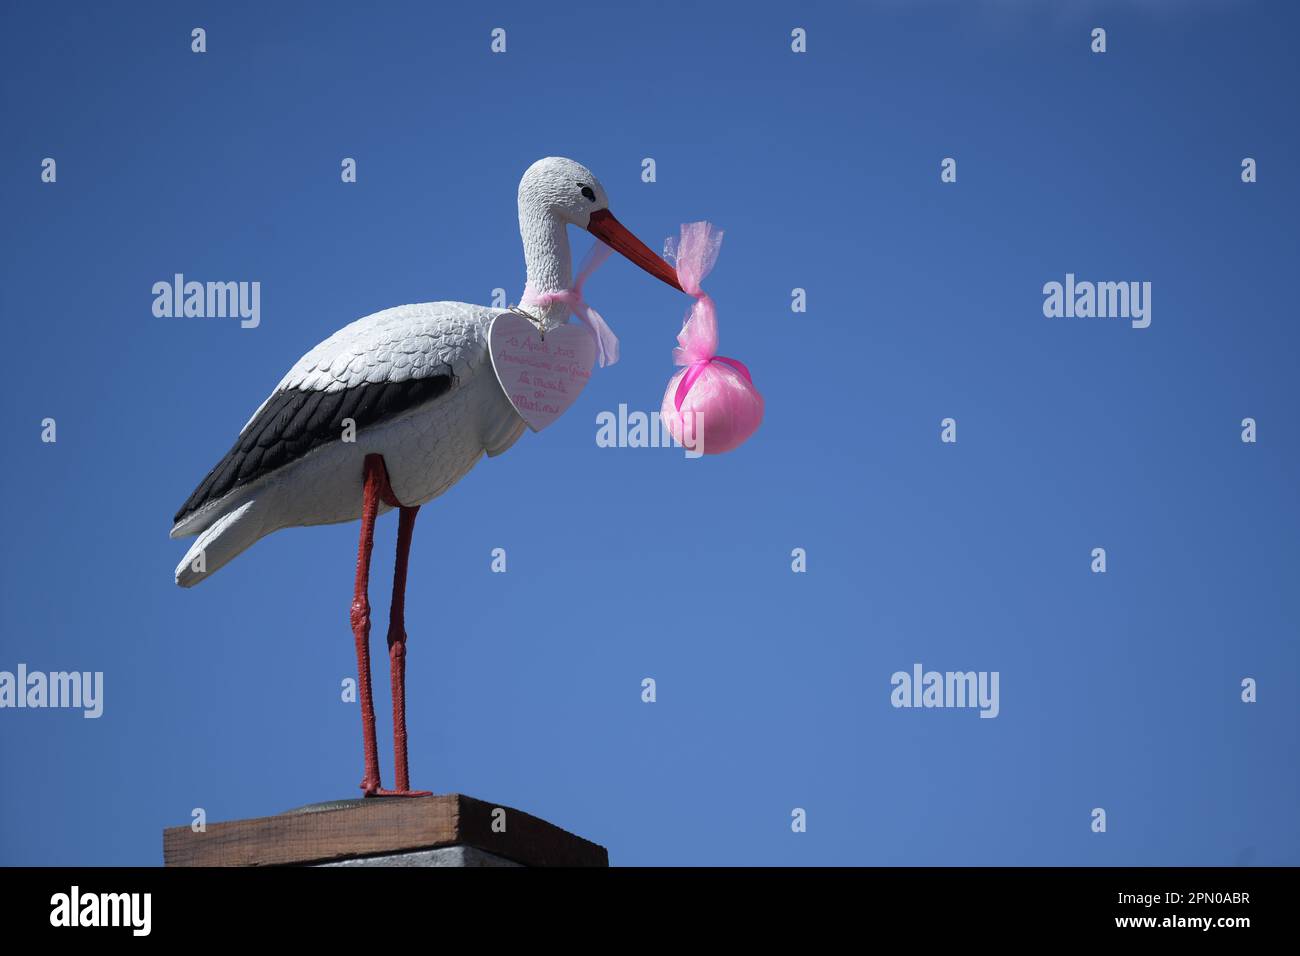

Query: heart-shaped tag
[[488, 312, 596, 432]]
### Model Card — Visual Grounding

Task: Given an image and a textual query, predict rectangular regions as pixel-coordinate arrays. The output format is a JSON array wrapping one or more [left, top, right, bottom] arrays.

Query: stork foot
[[367, 788, 433, 798]]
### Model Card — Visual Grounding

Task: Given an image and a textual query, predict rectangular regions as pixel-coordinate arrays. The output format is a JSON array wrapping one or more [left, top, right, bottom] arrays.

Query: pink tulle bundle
[[660, 222, 763, 455]]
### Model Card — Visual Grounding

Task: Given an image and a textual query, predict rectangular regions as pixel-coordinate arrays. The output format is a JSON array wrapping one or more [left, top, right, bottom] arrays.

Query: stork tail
[[174, 498, 273, 588]]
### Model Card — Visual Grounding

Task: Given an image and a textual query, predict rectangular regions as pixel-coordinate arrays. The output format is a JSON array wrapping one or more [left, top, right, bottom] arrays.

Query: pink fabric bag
[[660, 222, 764, 455]]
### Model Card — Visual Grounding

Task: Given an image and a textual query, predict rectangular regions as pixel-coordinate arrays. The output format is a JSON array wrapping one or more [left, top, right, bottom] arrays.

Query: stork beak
[[585, 209, 684, 293]]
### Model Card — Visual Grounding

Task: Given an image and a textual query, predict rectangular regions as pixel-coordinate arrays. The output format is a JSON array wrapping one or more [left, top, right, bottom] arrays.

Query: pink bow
[[520, 241, 619, 367], [674, 353, 753, 412]]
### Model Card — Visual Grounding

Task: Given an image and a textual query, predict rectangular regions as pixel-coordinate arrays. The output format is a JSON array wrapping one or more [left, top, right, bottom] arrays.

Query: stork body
[[172, 157, 683, 795], [171, 302, 524, 585]]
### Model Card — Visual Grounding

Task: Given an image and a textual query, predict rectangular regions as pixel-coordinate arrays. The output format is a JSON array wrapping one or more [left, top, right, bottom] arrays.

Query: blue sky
[[1, 0, 1297, 866]]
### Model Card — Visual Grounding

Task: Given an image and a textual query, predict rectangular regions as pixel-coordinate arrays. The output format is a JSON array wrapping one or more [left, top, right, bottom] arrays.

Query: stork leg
[[382, 504, 431, 797], [351, 455, 386, 796], [352, 453, 430, 798]]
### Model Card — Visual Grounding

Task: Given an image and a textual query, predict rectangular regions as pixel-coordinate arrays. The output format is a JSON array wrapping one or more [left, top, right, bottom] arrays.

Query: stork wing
[[173, 302, 490, 530]]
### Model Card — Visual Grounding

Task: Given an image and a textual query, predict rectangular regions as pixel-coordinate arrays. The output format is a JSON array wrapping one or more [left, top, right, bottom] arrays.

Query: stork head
[[519, 157, 683, 292]]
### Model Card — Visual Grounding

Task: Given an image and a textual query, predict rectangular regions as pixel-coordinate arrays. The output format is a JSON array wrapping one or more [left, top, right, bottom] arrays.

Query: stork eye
[[578, 183, 596, 202]]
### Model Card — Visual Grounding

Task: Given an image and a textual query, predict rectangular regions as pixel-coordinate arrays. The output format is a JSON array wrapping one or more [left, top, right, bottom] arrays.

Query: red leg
[[379, 504, 430, 797], [353, 453, 429, 799], [351, 455, 386, 795]]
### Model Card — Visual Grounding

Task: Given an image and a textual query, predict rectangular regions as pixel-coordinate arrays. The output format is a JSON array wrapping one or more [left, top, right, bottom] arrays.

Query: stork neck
[[519, 206, 574, 330]]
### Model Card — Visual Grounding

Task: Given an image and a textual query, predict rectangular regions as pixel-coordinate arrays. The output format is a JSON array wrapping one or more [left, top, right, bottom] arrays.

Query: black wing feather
[[174, 375, 454, 525]]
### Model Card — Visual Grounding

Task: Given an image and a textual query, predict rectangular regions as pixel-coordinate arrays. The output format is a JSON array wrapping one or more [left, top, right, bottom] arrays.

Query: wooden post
[[163, 793, 608, 867]]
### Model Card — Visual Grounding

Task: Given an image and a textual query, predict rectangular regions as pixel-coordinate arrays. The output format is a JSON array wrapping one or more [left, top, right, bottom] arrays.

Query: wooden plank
[[162, 793, 608, 867]]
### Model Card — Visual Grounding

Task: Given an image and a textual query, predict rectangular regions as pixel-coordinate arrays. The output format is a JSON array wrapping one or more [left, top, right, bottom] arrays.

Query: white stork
[[171, 157, 683, 796]]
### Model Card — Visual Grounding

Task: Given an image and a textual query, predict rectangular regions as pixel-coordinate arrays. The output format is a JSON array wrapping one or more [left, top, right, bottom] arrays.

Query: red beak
[[585, 209, 684, 293]]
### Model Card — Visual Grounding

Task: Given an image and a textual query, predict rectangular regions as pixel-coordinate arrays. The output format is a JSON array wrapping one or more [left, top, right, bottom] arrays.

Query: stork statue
[[171, 157, 683, 796]]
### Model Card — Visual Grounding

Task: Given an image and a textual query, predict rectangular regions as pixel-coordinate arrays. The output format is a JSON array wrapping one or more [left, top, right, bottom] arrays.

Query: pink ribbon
[[674, 354, 752, 412], [520, 241, 619, 367], [665, 225, 739, 412]]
